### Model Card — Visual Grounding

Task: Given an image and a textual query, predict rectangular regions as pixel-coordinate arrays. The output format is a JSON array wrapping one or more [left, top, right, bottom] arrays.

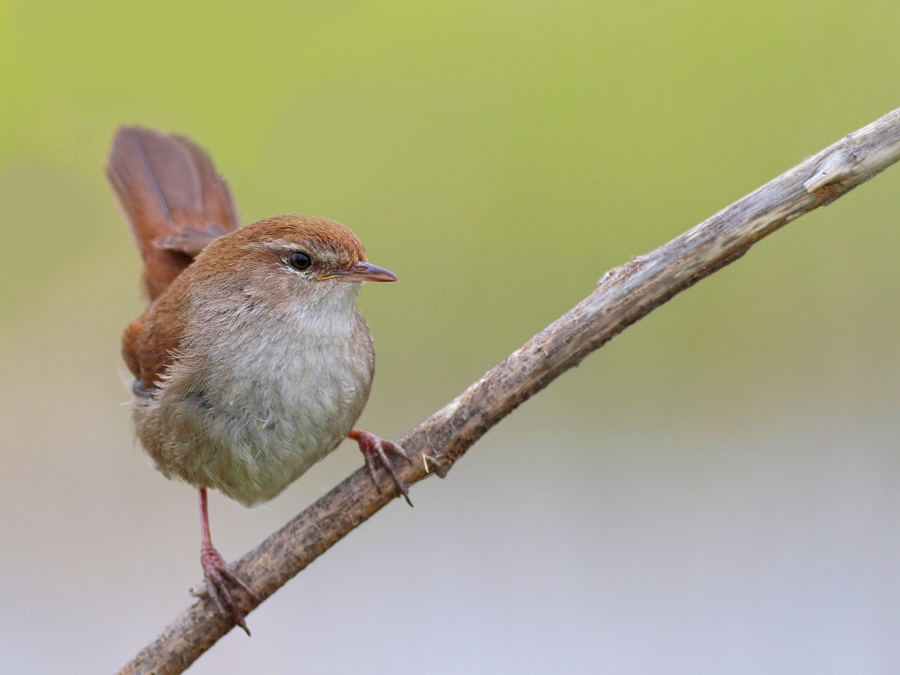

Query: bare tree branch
[[116, 107, 900, 675]]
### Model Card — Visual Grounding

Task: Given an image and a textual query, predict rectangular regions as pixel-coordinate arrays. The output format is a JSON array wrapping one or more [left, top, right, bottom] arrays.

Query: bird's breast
[[135, 297, 375, 506]]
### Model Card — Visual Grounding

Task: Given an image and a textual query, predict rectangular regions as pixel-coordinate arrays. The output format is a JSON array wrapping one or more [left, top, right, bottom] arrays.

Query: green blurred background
[[1, 1, 899, 673]]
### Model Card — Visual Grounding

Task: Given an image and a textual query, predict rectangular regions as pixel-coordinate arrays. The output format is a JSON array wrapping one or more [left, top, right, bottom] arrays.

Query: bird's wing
[[107, 126, 241, 300], [121, 292, 189, 391]]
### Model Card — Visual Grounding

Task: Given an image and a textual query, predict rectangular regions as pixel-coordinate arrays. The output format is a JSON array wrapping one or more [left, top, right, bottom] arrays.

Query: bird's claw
[[200, 542, 259, 635], [349, 429, 412, 506]]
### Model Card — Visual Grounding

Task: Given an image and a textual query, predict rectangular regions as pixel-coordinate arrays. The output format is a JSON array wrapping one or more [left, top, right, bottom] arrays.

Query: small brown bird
[[107, 127, 409, 633]]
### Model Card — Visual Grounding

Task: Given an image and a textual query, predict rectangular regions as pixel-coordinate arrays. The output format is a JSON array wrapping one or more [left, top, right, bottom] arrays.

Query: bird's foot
[[200, 542, 259, 635], [349, 429, 412, 506]]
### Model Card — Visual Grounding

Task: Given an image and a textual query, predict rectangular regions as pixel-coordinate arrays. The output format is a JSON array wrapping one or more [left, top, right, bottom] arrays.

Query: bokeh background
[[1, 2, 899, 673]]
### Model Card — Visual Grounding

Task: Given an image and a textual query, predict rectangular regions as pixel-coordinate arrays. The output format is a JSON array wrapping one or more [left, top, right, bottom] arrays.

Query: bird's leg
[[348, 429, 412, 506], [198, 487, 259, 635]]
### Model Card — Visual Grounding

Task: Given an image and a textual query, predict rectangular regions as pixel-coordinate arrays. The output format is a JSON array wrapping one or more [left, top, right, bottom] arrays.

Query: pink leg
[[348, 429, 412, 506], [199, 488, 259, 635]]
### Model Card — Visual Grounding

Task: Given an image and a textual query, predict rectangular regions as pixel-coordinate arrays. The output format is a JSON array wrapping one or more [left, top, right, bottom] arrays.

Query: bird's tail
[[106, 126, 241, 300]]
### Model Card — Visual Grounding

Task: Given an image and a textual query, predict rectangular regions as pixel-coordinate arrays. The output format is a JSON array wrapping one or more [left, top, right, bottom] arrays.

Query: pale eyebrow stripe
[[264, 241, 342, 263]]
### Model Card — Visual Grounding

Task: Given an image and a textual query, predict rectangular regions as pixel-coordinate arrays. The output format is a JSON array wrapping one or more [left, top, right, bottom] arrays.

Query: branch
[[117, 107, 900, 675]]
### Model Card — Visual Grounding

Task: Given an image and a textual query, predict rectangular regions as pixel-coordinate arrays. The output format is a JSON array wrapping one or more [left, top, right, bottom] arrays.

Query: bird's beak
[[324, 262, 398, 283]]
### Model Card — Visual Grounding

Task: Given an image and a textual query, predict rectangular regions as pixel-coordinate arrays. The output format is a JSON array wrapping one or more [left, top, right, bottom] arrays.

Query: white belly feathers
[[133, 283, 374, 506]]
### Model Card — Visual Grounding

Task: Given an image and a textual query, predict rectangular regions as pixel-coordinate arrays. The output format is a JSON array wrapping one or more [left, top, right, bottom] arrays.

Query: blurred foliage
[[1, 0, 899, 428]]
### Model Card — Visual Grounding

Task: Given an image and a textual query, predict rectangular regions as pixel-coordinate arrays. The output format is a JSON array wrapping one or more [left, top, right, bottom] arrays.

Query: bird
[[107, 126, 409, 634]]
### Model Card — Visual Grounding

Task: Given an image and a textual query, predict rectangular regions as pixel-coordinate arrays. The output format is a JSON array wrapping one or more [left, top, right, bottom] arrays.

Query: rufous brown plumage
[[108, 126, 409, 634]]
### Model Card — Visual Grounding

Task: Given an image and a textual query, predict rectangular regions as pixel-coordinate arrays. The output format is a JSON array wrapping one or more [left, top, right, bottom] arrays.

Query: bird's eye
[[288, 251, 312, 271]]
